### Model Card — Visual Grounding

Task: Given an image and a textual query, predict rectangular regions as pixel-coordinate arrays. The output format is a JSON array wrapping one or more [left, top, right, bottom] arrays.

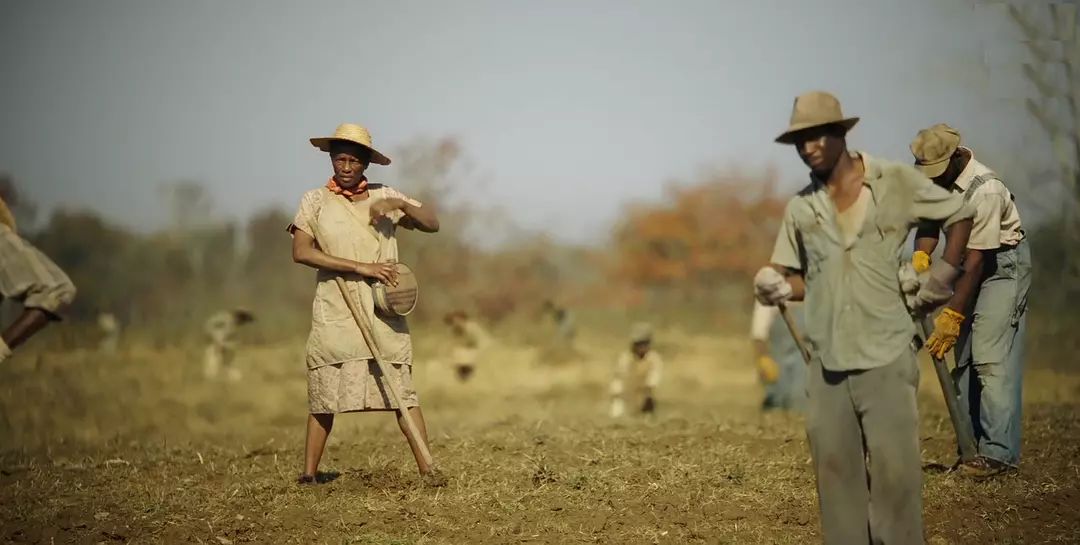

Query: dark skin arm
[[935, 219, 975, 313], [938, 219, 971, 269], [914, 221, 939, 256], [913, 219, 979, 314], [371, 198, 440, 233], [291, 229, 399, 285], [948, 248, 984, 314]]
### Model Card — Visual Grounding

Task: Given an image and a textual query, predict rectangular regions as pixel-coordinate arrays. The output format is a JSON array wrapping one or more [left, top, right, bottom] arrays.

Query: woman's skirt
[[308, 359, 419, 414]]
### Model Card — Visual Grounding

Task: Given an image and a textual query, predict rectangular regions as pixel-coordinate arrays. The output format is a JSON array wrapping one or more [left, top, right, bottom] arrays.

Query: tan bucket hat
[[775, 91, 860, 144], [910, 123, 961, 178], [310, 123, 391, 165]]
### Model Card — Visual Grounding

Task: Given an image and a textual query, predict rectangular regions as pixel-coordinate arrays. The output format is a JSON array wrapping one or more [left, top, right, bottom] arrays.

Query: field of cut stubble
[[2, 326, 1079, 544]]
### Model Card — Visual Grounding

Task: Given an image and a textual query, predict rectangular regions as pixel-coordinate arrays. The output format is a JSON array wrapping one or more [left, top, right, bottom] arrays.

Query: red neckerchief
[[326, 176, 369, 200]]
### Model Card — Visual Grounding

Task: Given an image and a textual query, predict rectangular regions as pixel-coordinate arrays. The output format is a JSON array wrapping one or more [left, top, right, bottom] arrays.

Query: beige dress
[[290, 184, 422, 413]]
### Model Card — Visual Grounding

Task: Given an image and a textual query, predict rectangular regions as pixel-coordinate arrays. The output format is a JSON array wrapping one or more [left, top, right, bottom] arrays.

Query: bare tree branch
[[1026, 97, 1064, 135]]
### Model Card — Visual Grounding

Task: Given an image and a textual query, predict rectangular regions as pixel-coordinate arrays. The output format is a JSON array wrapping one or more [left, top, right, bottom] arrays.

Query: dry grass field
[[1, 326, 1079, 544]]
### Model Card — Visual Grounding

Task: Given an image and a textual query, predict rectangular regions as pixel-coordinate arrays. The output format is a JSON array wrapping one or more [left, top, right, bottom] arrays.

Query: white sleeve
[[610, 352, 630, 395], [644, 352, 663, 389], [750, 301, 778, 341]]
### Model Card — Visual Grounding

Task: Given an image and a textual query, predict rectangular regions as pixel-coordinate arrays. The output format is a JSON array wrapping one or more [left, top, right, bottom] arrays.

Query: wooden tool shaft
[[917, 316, 979, 463], [333, 277, 433, 468], [778, 302, 812, 365]]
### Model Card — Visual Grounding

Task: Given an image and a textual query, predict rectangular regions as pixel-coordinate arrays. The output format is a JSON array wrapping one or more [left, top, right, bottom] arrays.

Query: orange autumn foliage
[[610, 168, 789, 292]]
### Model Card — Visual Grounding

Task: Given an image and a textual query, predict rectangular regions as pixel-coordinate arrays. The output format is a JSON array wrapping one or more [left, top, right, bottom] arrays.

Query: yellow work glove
[[912, 250, 931, 274], [926, 308, 965, 359], [756, 355, 780, 384]]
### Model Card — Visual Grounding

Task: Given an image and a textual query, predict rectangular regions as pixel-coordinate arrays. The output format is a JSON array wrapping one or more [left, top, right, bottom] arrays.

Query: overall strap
[[963, 173, 993, 202]]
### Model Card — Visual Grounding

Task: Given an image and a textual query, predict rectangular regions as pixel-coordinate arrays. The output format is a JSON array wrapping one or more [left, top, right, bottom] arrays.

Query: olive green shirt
[[770, 152, 975, 371]]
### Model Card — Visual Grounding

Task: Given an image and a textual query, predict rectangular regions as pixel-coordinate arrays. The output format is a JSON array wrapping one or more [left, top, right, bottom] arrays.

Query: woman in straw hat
[[287, 123, 441, 484]]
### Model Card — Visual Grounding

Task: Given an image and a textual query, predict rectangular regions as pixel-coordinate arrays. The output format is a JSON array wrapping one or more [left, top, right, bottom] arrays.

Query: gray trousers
[[806, 349, 923, 545]]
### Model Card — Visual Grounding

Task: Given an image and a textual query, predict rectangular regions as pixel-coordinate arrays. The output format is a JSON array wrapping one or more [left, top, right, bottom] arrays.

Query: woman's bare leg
[[303, 413, 334, 478], [2, 308, 51, 350], [396, 406, 432, 474]]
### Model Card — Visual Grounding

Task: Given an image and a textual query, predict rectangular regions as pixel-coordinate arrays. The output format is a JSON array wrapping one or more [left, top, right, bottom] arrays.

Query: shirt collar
[[951, 147, 979, 192], [809, 151, 881, 189]]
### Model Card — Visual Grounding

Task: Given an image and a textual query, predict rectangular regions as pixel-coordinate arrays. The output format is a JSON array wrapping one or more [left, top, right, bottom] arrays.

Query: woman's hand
[[354, 262, 399, 286], [369, 198, 404, 224]]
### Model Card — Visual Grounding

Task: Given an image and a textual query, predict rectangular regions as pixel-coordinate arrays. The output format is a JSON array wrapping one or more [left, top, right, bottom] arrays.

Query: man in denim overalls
[[911, 124, 1032, 478]]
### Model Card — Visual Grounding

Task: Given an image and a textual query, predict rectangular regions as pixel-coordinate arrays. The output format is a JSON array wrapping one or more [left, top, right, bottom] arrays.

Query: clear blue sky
[[0, 0, 1059, 244]]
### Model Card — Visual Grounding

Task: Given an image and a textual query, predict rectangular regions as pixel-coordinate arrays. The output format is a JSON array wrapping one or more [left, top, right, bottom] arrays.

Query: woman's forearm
[[291, 231, 358, 273]]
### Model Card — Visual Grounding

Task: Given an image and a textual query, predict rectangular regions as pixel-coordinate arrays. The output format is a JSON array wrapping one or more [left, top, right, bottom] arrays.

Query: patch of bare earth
[[1, 334, 1078, 544]]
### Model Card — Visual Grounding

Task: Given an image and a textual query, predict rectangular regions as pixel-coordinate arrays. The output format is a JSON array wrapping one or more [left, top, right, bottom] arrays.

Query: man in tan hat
[[0, 193, 76, 364], [754, 91, 975, 544], [288, 123, 442, 485], [609, 322, 663, 417], [910, 123, 1030, 478]]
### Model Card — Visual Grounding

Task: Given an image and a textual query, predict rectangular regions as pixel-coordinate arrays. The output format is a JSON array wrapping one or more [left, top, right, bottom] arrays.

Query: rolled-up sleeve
[[287, 191, 321, 238], [967, 190, 1004, 251], [770, 201, 803, 271]]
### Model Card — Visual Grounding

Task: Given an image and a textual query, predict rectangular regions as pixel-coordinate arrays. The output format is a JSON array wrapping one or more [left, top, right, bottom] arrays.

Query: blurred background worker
[[750, 301, 807, 412], [542, 300, 577, 345], [609, 322, 664, 418], [445, 310, 492, 382], [97, 312, 120, 354], [203, 308, 255, 381], [539, 299, 580, 364]]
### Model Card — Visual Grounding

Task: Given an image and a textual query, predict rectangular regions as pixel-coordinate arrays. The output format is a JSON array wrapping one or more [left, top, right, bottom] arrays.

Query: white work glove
[[753, 266, 792, 306], [911, 260, 961, 312], [0, 338, 11, 364], [898, 262, 921, 310]]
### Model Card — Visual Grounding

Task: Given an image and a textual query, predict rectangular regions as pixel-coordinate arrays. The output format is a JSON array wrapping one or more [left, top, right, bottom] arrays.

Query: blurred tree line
[[1, 139, 593, 347], [1, 137, 791, 348], [605, 168, 786, 311], [7, 116, 1075, 361]]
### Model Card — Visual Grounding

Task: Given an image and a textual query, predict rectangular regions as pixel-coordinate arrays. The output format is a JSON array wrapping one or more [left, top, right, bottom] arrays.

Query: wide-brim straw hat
[[310, 123, 392, 165], [775, 91, 860, 144]]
